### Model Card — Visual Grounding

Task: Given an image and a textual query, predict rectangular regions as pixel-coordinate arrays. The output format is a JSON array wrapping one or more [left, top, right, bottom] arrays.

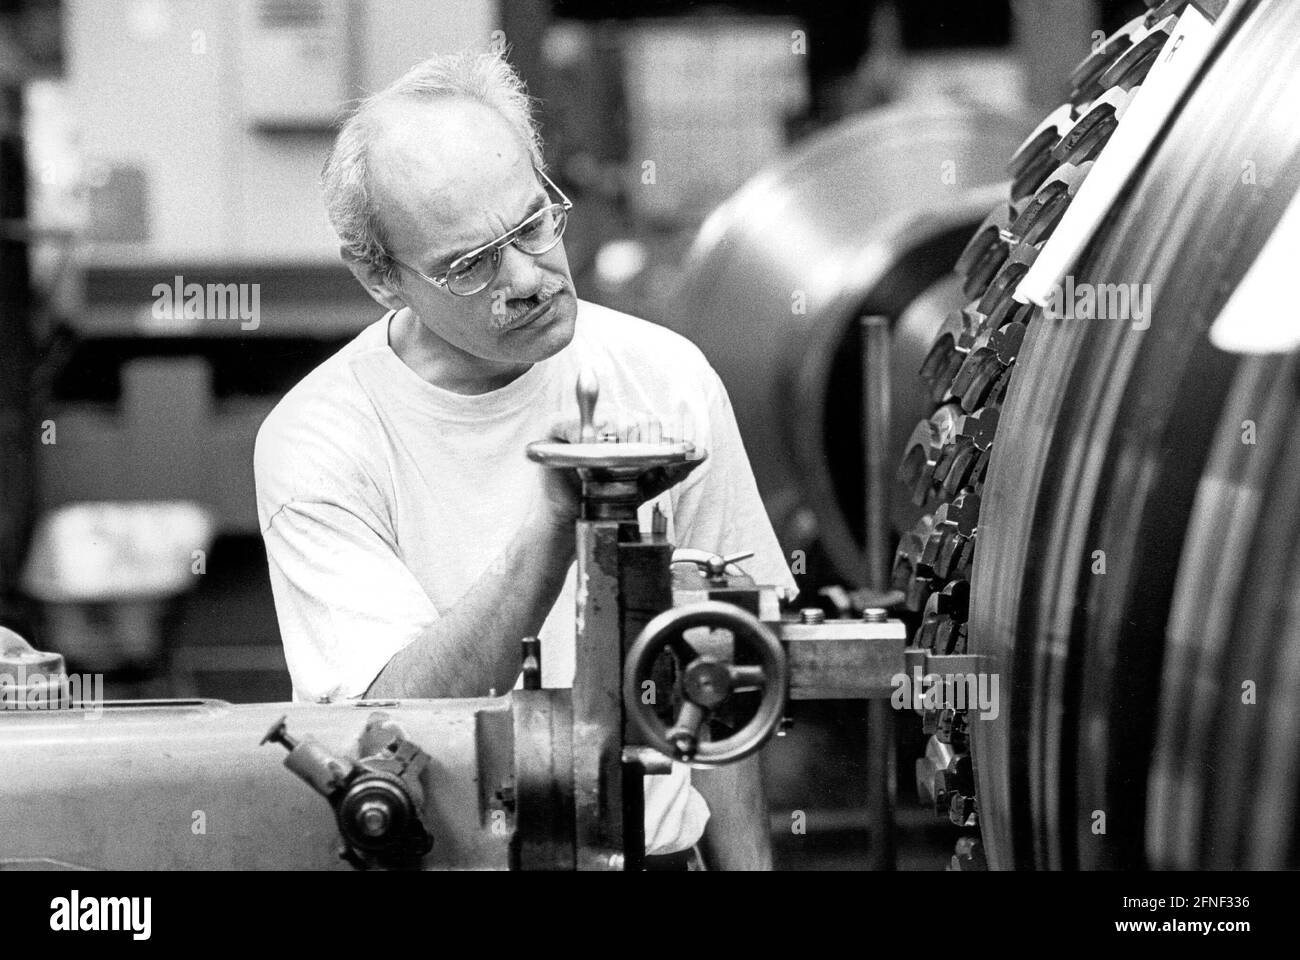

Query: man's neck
[[389, 307, 532, 395]]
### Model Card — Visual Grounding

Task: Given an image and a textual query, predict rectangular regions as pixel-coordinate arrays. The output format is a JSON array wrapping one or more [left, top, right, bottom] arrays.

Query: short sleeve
[[262, 499, 439, 701]]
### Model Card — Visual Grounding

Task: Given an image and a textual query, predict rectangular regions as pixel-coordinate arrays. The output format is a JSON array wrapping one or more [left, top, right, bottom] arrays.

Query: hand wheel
[[623, 601, 788, 765], [526, 367, 695, 475]]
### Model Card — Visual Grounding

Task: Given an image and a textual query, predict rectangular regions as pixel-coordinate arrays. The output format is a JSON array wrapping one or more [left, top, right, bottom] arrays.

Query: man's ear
[[342, 247, 408, 312]]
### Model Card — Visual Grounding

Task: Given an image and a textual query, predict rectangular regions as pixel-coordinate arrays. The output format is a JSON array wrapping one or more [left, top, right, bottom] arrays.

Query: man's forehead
[[368, 97, 538, 257]]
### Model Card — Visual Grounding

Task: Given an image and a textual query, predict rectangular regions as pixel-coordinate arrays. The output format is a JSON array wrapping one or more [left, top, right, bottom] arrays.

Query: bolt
[[651, 504, 667, 536], [357, 800, 391, 838], [520, 637, 541, 691], [862, 608, 888, 623], [799, 608, 826, 625], [955, 835, 980, 858]]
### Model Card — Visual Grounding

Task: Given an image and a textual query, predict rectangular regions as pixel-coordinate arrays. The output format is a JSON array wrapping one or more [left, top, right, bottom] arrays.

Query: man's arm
[[261, 410, 703, 703], [366, 420, 702, 700], [365, 513, 575, 698]]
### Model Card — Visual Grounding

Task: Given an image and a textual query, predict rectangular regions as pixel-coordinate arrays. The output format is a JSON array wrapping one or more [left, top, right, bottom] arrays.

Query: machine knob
[[670, 548, 755, 580], [337, 776, 425, 857], [623, 601, 788, 765], [576, 367, 600, 443]]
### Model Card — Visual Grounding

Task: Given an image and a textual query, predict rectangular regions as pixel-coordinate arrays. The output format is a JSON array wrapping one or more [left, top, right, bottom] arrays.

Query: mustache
[[493, 277, 568, 330]]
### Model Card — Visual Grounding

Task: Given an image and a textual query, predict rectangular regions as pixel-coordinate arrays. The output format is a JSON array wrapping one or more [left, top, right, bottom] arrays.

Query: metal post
[[861, 315, 896, 870], [0, 74, 37, 633], [572, 518, 628, 870], [571, 512, 664, 871], [862, 316, 891, 589]]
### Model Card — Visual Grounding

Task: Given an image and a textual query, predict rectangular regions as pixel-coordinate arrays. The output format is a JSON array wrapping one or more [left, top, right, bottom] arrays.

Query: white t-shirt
[[253, 298, 797, 855]]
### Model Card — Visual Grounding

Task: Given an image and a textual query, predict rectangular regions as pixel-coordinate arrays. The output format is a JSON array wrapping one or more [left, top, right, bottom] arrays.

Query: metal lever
[[577, 367, 599, 443], [671, 548, 755, 580]]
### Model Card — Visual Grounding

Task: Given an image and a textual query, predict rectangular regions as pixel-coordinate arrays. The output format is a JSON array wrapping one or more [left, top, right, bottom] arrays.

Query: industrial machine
[[5, 0, 1297, 875], [0, 372, 908, 871], [893, 0, 1300, 871], [674, 0, 1300, 871]]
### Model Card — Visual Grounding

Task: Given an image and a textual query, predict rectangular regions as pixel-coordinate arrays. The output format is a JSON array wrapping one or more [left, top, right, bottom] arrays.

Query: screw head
[[862, 607, 889, 622], [800, 608, 826, 624]]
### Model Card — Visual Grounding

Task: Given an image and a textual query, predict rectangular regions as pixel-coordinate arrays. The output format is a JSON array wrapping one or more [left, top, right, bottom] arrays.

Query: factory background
[[1, 1, 1115, 693], [2, 0, 1297, 876]]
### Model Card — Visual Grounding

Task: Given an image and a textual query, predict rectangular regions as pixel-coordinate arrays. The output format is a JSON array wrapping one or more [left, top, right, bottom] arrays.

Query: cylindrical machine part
[[665, 105, 1033, 586], [917, 0, 1300, 870]]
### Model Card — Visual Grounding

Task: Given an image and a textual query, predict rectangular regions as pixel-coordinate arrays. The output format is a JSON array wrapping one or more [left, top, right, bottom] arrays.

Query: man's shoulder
[[253, 315, 390, 524], [258, 315, 388, 440]]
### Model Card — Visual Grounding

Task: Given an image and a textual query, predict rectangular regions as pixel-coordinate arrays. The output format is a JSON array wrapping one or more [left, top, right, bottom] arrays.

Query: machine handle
[[576, 367, 599, 443], [670, 548, 755, 580], [623, 601, 788, 766]]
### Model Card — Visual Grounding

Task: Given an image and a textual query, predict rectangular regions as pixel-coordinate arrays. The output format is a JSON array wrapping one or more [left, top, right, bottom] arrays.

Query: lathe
[[0, 372, 907, 871]]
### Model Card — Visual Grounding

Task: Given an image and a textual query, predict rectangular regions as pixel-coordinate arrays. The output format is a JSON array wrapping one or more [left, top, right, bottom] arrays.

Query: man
[[253, 50, 796, 869]]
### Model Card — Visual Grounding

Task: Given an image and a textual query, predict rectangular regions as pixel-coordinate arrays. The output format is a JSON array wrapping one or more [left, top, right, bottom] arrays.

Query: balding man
[[254, 51, 796, 869]]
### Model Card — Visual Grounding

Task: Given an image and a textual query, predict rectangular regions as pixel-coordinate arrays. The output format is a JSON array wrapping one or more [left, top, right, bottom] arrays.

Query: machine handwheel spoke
[[727, 665, 767, 693]]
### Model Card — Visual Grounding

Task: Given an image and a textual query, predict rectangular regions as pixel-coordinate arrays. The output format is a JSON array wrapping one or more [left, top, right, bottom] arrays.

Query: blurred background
[[1, 0, 1152, 868]]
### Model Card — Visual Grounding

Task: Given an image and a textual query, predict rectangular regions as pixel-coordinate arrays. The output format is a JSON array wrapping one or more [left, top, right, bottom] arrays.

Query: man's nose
[[494, 242, 544, 300]]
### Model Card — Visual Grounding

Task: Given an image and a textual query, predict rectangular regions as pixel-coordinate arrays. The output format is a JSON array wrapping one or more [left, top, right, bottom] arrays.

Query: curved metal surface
[[664, 105, 1031, 584], [0, 696, 516, 869], [1147, 353, 1300, 869], [969, 0, 1300, 870]]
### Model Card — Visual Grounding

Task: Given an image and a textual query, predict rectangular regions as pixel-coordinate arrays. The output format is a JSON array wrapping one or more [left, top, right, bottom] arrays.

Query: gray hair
[[321, 50, 544, 285]]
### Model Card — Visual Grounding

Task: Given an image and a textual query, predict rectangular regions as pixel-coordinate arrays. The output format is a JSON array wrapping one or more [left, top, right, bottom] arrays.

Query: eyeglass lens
[[446, 204, 568, 295]]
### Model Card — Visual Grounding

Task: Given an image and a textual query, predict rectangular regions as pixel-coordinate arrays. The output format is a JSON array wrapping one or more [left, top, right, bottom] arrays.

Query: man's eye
[[519, 217, 547, 239], [450, 252, 484, 277]]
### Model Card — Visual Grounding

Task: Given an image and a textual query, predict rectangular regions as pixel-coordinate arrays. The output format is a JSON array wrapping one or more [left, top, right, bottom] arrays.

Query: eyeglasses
[[392, 168, 573, 298]]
